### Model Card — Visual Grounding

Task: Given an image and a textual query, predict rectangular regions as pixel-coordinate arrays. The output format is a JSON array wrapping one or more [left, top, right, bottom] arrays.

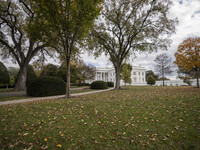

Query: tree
[[32, 61, 45, 77], [0, 0, 49, 91], [33, 0, 102, 97], [15, 65, 37, 87], [147, 75, 155, 86], [76, 60, 95, 85], [57, 60, 95, 85], [183, 76, 191, 86], [146, 70, 159, 81], [40, 64, 58, 77], [121, 63, 132, 85], [57, 62, 77, 83], [8, 67, 19, 87], [174, 37, 200, 88], [0, 61, 9, 87], [154, 53, 173, 86], [89, 0, 177, 89], [157, 77, 170, 81]]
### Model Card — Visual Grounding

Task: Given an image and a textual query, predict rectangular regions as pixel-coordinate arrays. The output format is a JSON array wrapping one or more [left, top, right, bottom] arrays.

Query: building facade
[[86, 65, 146, 85]]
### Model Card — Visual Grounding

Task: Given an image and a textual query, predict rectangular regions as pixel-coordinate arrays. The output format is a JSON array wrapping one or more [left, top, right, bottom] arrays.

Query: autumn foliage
[[174, 37, 200, 87]]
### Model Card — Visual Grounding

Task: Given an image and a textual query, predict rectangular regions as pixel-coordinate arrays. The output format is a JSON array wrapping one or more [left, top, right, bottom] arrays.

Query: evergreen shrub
[[107, 81, 114, 87], [90, 80, 108, 89], [27, 76, 66, 97]]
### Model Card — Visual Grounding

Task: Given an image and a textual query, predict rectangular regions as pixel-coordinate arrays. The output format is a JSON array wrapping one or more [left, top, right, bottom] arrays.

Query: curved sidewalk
[[0, 88, 114, 106]]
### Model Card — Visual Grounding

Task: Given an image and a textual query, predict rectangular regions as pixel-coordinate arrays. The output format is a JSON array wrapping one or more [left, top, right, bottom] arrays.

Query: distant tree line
[[0, 60, 95, 88]]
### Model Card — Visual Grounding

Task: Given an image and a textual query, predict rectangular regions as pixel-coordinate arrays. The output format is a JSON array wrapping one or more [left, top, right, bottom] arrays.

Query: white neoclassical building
[[86, 65, 147, 85]]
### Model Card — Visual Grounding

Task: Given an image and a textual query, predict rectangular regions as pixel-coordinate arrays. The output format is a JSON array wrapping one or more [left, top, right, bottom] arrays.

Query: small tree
[[57, 60, 95, 85], [174, 37, 200, 88], [32, 61, 45, 77], [121, 63, 132, 85], [183, 76, 191, 86], [40, 64, 58, 77], [57, 62, 78, 83], [154, 53, 173, 86], [0, 61, 10, 87], [8, 67, 19, 87], [77, 60, 95, 85], [146, 70, 159, 81], [147, 75, 155, 86]]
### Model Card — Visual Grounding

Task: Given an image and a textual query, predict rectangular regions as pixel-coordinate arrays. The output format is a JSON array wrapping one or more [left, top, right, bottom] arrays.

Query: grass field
[[0, 88, 14, 93], [0, 96, 29, 102], [0, 86, 199, 149], [0, 88, 98, 102]]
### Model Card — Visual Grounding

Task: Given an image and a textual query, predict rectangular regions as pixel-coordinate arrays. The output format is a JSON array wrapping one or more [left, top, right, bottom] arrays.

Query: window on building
[[139, 72, 140, 75]]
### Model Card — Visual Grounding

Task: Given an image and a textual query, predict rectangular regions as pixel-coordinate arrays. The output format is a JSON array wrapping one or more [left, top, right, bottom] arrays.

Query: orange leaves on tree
[[174, 37, 200, 71]]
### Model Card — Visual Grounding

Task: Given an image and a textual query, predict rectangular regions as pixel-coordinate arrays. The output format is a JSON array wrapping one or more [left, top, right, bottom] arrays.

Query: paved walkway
[[0, 88, 114, 106]]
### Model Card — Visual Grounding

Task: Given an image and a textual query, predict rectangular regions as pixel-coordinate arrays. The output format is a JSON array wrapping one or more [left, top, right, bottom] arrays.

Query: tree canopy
[[174, 37, 200, 88], [57, 60, 95, 85], [32, 0, 102, 97], [0, 0, 49, 91], [40, 64, 58, 77], [146, 70, 159, 81], [147, 75, 155, 86], [89, 0, 177, 89]]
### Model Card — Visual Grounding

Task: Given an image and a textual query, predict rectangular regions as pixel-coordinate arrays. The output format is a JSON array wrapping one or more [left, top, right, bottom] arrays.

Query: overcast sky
[[1, 0, 200, 79]]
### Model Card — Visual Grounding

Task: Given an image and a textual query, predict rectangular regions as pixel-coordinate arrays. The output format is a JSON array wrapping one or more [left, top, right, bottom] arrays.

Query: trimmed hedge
[[107, 82, 114, 87], [27, 76, 66, 97], [90, 81, 108, 89]]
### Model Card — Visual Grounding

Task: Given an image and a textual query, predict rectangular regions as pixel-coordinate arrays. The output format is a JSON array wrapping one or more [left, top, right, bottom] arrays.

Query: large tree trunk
[[114, 64, 121, 89], [196, 68, 199, 88], [66, 57, 71, 98], [15, 64, 28, 91]]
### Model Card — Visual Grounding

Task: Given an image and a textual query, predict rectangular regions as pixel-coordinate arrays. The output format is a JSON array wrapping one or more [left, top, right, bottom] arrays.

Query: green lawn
[[0, 96, 29, 102], [0, 86, 199, 149], [0, 88, 98, 102], [71, 88, 98, 94], [0, 88, 14, 93], [71, 86, 89, 89]]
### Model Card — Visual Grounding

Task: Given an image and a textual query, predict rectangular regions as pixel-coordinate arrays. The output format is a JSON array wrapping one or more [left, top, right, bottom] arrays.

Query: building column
[[95, 72, 97, 80]]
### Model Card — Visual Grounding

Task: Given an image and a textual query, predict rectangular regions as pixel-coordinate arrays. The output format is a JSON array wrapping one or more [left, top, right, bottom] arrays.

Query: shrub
[[107, 81, 114, 87], [27, 76, 66, 97], [147, 75, 156, 86], [0, 61, 10, 86], [90, 81, 108, 89], [26, 65, 37, 85]]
